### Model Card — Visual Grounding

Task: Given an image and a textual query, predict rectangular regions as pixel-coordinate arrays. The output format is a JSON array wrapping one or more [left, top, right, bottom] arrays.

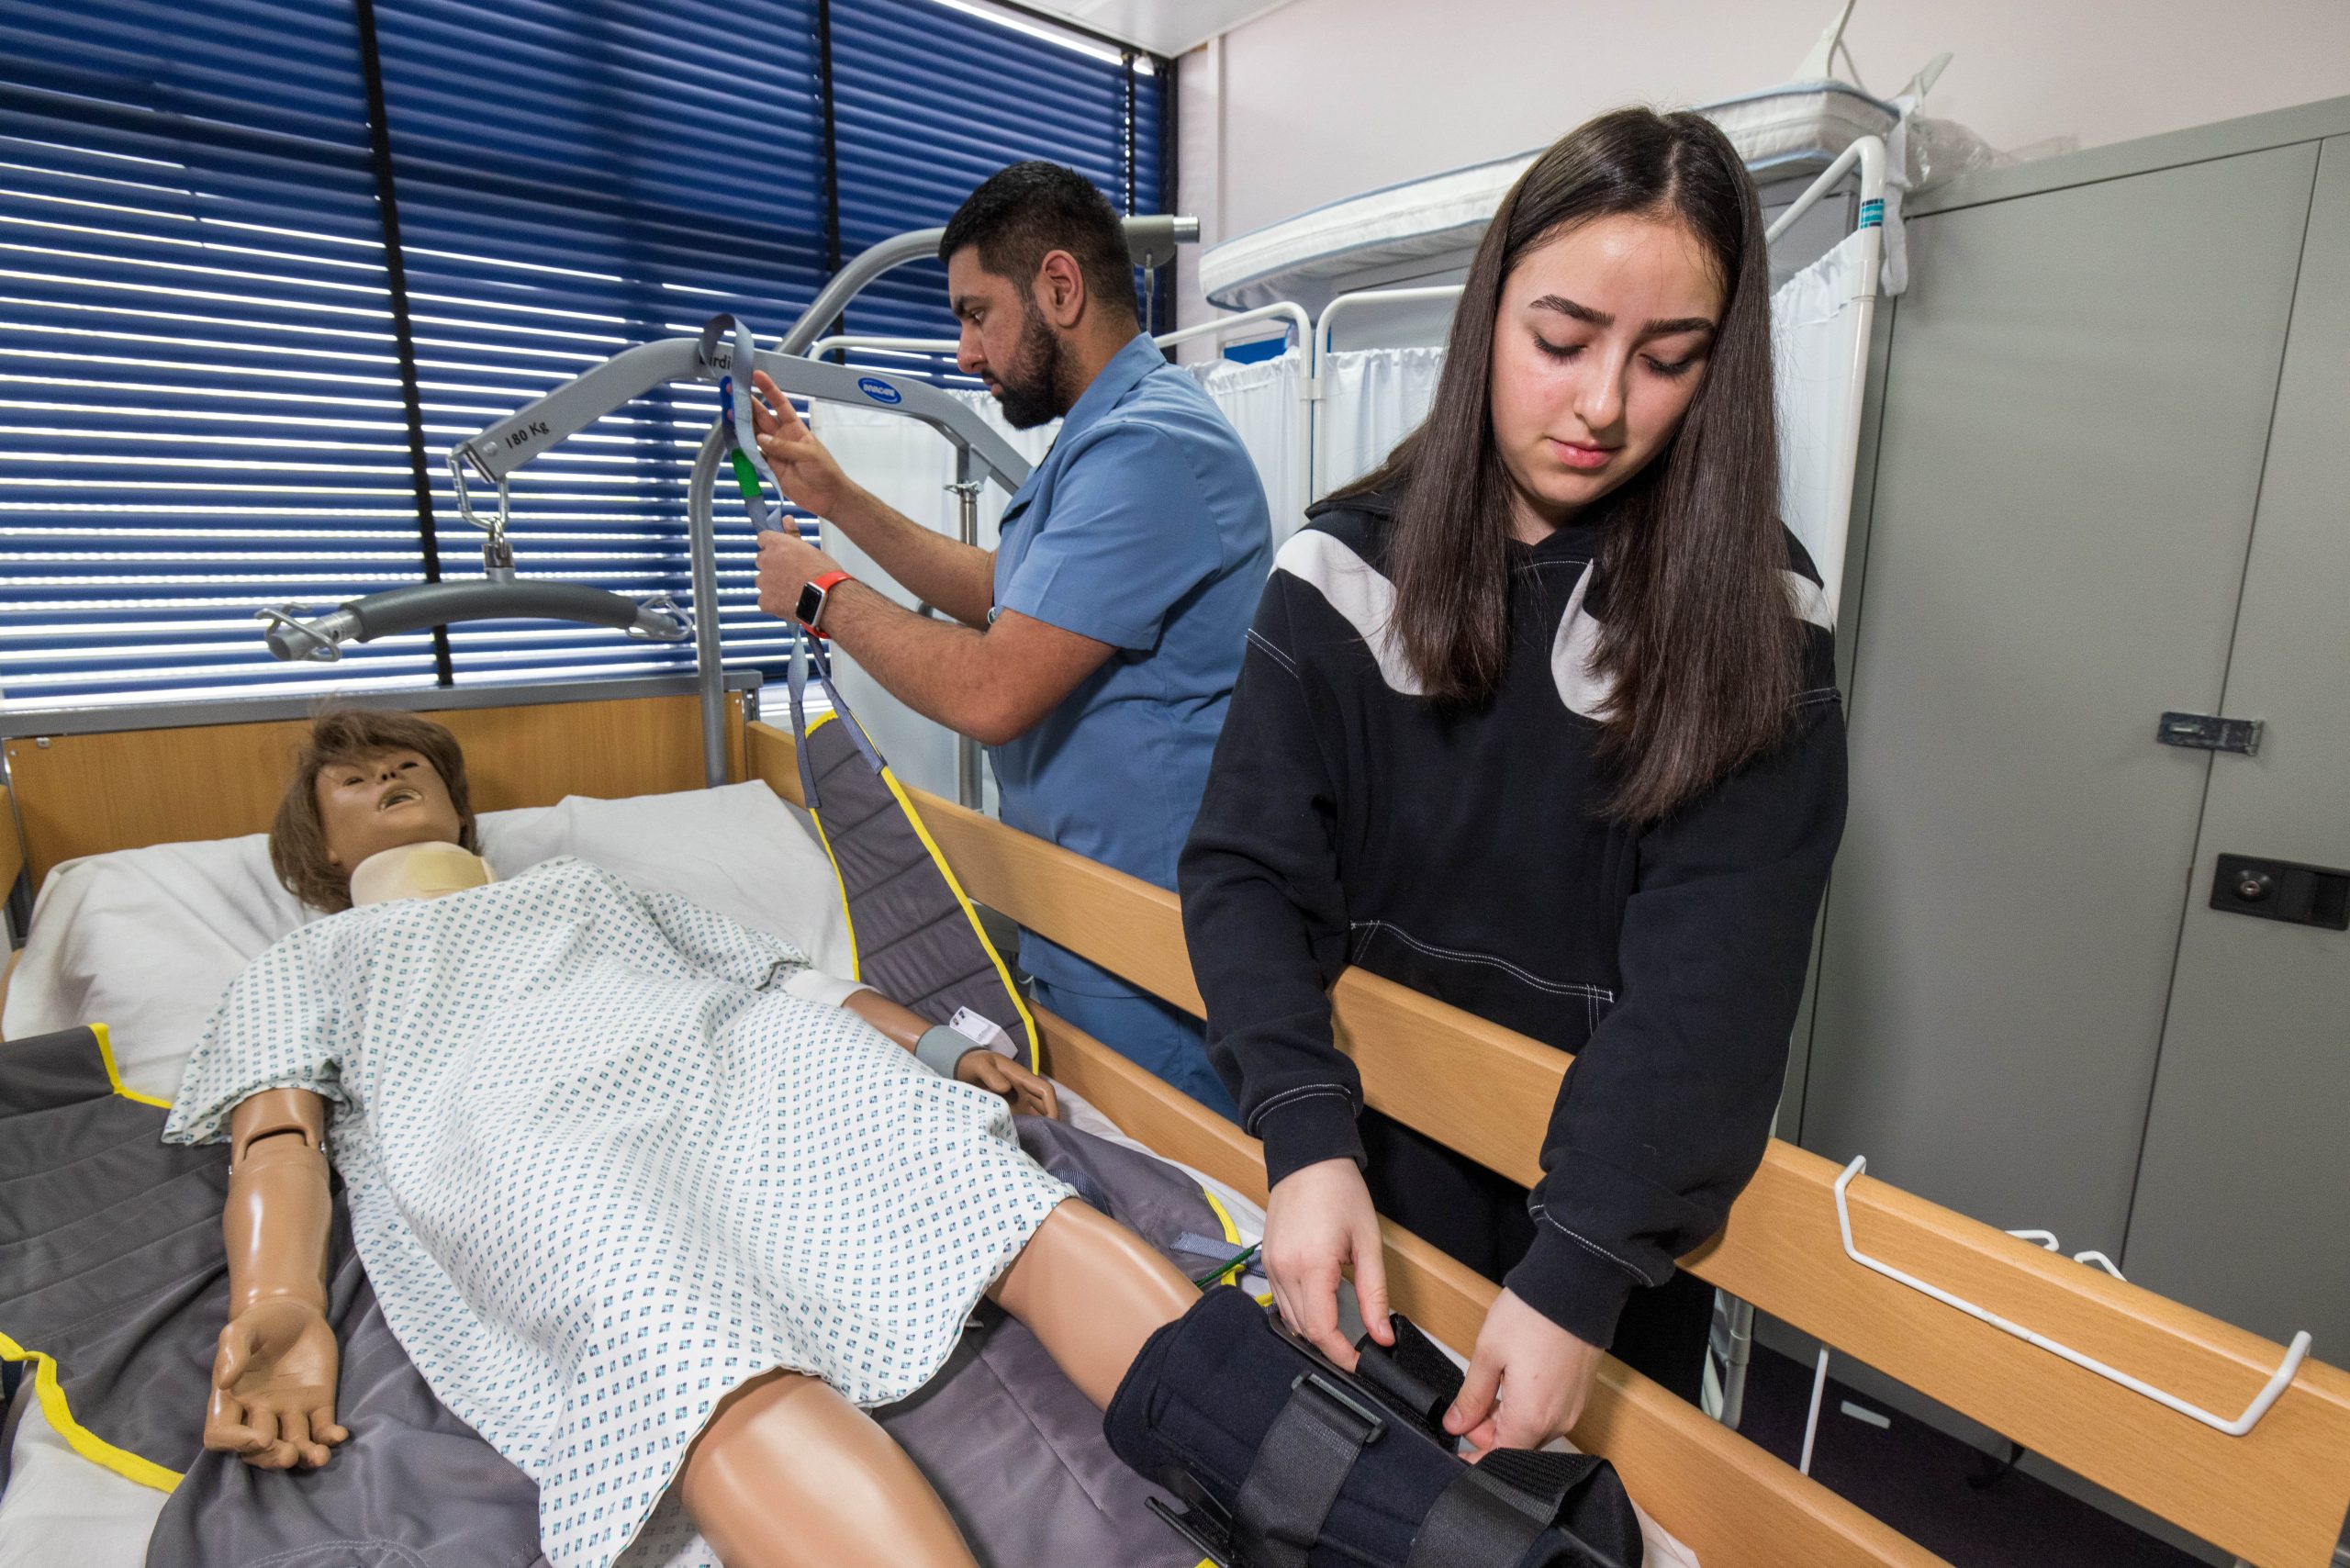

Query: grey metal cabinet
[[2121, 135, 2350, 1350], [1798, 103, 2348, 1356]]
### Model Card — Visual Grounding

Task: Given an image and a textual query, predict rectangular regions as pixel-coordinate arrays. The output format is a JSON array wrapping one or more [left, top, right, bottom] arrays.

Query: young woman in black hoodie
[[1179, 106, 1847, 1452]]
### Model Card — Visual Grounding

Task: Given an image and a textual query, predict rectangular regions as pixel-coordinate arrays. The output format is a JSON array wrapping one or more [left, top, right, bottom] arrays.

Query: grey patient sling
[[788, 634, 1043, 1070], [0, 1026, 1235, 1568]]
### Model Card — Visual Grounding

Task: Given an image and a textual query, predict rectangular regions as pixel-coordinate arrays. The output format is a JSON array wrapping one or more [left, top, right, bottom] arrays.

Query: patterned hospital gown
[[164, 856, 1073, 1568]]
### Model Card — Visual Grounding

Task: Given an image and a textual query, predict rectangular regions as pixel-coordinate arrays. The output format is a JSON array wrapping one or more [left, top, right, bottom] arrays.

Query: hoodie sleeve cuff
[[1254, 1089, 1368, 1189], [1504, 1223, 1647, 1350]]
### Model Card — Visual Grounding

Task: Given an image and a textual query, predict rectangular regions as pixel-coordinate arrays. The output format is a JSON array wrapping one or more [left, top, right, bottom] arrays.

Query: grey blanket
[[0, 1025, 1218, 1567]]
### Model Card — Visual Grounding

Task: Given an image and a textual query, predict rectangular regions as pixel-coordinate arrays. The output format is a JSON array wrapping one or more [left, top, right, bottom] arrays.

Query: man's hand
[[956, 1048, 1058, 1119], [1443, 1287, 1605, 1458], [1262, 1157, 1393, 1370], [755, 530, 846, 625], [206, 1298, 348, 1471], [749, 370, 856, 519]]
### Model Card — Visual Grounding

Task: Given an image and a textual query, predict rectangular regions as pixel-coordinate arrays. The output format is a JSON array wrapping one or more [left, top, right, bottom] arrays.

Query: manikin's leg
[[677, 1372, 979, 1568], [677, 1200, 1194, 1568], [988, 1197, 1198, 1408]]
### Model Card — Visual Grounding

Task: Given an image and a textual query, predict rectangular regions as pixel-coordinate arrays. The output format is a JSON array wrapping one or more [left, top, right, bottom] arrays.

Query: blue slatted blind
[[831, 0, 1164, 386], [1, 0, 1167, 710], [0, 2, 430, 710], [372, 0, 831, 685]]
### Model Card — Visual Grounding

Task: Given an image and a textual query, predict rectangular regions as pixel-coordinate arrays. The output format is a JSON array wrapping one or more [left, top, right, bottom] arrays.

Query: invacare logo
[[856, 376, 903, 405]]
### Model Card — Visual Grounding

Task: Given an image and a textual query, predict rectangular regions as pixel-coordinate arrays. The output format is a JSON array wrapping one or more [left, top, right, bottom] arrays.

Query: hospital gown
[[164, 856, 1073, 1568]]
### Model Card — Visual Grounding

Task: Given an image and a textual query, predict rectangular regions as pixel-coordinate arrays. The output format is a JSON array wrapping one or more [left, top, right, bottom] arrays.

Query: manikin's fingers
[[214, 1330, 249, 1392], [279, 1408, 326, 1470], [1350, 1225, 1393, 1348], [315, 1396, 350, 1448], [1029, 1074, 1058, 1120]]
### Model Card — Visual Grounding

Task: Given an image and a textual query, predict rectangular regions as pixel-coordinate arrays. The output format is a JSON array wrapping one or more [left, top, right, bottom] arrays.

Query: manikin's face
[[316, 749, 462, 872], [1487, 213, 1725, 537], [946, 246, 1069, 430]]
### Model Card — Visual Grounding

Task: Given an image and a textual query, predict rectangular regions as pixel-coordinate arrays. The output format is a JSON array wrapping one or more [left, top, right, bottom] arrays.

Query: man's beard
[[990, 303, 1073, 430]]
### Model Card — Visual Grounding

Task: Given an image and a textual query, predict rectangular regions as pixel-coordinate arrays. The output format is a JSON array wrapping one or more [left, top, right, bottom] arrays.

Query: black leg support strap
[[1234, 1372, 1388, 1568]]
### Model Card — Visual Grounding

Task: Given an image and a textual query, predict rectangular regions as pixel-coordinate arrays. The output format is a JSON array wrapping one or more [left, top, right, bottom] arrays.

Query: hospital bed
[[1, 683, 2344, 1568], [4, 196, 2345, 1568]]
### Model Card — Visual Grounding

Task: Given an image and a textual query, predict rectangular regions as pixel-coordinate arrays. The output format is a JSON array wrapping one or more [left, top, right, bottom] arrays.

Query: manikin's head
[[939, 161, 1138, 429], [271, 709, 478, 913]]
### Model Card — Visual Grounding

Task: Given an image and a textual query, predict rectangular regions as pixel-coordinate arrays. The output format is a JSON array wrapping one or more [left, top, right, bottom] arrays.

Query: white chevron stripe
[[1273, 530, 1425, 696]]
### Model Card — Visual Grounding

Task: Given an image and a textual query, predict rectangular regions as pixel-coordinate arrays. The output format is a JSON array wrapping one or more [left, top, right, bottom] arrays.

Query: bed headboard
[[748, 719, 2350, 1568], [3, 682, 749, 890]]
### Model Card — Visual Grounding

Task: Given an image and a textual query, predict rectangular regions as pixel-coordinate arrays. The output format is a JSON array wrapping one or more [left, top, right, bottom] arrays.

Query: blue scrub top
[[989, 332, 1271, 994]]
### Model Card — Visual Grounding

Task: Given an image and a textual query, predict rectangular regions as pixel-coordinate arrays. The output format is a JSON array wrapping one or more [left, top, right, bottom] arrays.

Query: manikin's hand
[[749, 369, 855, 518], [1443, 1287, 1604, 1459], [206, 1298, 349, 1470], [957, 1048, 1058, 1120], [1262, 1157, 1393, 1371]]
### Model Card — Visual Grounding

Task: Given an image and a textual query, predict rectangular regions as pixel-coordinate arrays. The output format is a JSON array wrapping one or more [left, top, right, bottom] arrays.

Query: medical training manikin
[[171, 709, 1197, 1568]]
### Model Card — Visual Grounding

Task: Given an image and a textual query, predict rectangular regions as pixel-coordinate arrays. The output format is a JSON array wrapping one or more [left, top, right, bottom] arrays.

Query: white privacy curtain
[[1768, 227, 1875, 612], [806, 393, 1053, 805], [1186, 349, 1309, 543], [1318, 344, 1447, 498], [805, 354, 1310, 803]]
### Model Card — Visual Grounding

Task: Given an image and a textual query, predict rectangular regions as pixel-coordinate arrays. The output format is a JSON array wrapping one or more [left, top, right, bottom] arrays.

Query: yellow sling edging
[[800, 712, 864, 984], [874, 764, 1043, 1074], [92, 1021, 170, 1109], [0, 1022, 182, 1493], [0, 1332, 181, 1493], [1201, 1187, 1242, 1248]]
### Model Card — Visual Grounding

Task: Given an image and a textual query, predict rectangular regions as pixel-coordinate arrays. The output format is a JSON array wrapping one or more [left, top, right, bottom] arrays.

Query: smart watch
[[794, 569, 853, 635]]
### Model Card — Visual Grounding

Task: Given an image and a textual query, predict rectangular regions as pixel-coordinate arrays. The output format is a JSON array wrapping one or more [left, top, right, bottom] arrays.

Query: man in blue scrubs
[[750, 162, 1269, 1117]]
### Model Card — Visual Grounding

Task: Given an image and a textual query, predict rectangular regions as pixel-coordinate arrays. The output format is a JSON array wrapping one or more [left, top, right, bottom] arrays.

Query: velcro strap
[[1402, 1465, 1550, 1568], [1351, 1312, 1464, 1440], [1404, 1450, 1634, 1568], [1232, 1372, 1387, 1568]]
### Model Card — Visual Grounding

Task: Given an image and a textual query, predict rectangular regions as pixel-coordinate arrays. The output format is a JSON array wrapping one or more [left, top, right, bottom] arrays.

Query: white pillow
[[2, 782, 854, 1102]]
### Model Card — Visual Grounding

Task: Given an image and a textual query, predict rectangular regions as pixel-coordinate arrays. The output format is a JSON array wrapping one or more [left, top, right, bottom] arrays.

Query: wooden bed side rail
[[748, 721, 2350, 1568], [0, 783, 23, 899], [1033, 1003, 1947, 1568]]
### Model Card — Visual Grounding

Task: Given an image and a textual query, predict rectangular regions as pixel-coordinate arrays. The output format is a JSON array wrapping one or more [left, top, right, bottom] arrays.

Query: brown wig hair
[[270, 707, 478, 913], [1328, 106, 1801, 824]]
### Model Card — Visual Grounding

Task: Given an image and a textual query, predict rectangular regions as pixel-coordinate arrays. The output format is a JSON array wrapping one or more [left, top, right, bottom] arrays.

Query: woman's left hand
[[1442, 1287, 1604, 1457], [957, 1048, 1059, 1119]]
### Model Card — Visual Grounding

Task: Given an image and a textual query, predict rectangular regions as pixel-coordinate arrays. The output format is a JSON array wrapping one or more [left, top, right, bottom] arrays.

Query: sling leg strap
[[1233, 1372, 1388, 1568], [1401, 1467, 1550, 1568], [1404, 1449, 1635, 1568]]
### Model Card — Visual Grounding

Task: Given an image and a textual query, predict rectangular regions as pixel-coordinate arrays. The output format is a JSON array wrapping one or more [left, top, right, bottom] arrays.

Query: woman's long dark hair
[[1330, 106, 1800, 824]]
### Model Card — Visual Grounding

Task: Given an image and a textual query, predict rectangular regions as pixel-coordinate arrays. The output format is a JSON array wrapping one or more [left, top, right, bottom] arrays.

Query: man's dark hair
[[939, 161, 1137, 326]]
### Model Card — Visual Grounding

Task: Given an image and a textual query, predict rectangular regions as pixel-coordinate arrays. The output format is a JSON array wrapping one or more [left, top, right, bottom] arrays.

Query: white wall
[[1174, 0, 2350, 330]]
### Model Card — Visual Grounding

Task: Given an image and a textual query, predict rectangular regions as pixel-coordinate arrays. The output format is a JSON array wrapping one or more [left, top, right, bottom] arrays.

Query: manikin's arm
[[207, 1088, 349, 1470], [837, 988, 1056, 1119]]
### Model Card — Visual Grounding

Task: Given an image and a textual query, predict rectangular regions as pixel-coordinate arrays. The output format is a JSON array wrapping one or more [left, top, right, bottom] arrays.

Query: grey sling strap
[[788, 635, 1043, 1070]]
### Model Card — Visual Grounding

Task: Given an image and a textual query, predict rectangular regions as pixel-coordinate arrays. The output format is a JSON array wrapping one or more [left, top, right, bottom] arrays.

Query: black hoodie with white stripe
[[1177, 487, 1848, 1347]]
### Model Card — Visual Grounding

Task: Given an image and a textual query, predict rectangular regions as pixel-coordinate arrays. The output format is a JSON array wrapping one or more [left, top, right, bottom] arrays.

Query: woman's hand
[[1443, 1287, 1603, 1457], [957, 1048, 1058, 1120], [749, 370, 855, 519], [1263, 1157, 1392, 1370], [206, 1298, 349, 1470]]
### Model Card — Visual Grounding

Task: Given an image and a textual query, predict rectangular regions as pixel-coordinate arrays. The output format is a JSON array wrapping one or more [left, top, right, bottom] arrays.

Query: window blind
[[2, 0, 1169, 710], [0, 1, 431, 710]]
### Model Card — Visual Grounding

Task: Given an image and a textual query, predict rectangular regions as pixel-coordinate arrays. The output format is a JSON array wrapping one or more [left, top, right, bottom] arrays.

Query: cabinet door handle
[[2155, 711, 2263, 755], [2210, 854, 2349, 930]]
